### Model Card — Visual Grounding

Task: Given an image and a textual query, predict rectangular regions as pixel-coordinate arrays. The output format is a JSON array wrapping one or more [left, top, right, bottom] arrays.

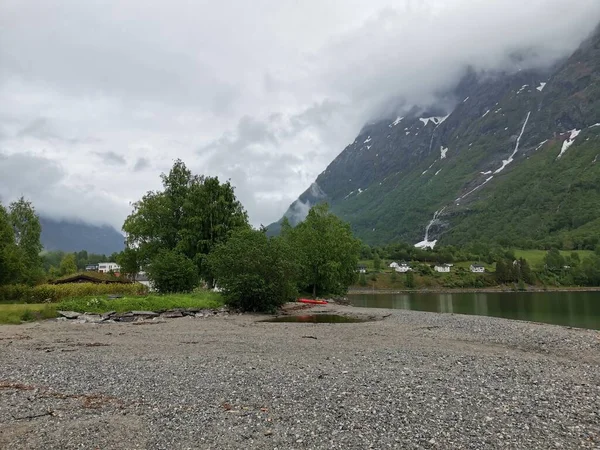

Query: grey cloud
[[94, 151, 126, 166], [1, 0, 599, 228], [0, 151, 65, 190], [133, 157, 151, 171], [0, 152, 128, 228], [13, 116, 102, 145]]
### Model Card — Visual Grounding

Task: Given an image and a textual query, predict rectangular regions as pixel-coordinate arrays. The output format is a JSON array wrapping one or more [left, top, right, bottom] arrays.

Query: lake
[[348, 291, 600, 330]]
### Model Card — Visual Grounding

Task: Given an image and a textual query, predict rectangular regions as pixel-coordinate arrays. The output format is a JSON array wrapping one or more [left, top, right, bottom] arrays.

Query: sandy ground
[[1, 305, 599, 449]]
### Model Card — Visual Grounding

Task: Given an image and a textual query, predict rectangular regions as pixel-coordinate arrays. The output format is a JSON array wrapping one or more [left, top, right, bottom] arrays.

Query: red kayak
[[298, 298, 328, 305]]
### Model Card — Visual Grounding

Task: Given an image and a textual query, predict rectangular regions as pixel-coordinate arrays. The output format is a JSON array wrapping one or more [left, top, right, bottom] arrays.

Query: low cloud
[[1, 0, 599, 228], [0, 152, 130, 228]]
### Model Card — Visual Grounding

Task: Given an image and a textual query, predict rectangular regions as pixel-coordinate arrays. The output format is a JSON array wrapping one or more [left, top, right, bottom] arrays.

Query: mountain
[[270, 27, 600, 250], [40, 217, 125, 255]]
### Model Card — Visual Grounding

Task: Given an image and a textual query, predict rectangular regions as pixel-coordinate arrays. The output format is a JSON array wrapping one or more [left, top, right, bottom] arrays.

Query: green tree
[[358, 272, 368, 286], [123, 160, 248, 286], [0, 204, 21, 285], [518, 258, 534, 284], [117, 247, 140, 281], [9, 198, 43, 284], [59, 253, 78, 276], [544, 249, 565, 272], [209, 228, 298, 312], [287, 204, 361, 298], [373, 253, 381, 271], [146, 249, 199, 293], [405, 271, 415, 288], [570, 252, 581, 267]]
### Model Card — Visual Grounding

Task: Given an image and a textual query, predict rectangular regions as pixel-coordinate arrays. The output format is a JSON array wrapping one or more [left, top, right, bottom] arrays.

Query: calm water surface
[[348, 291, 600, 330]]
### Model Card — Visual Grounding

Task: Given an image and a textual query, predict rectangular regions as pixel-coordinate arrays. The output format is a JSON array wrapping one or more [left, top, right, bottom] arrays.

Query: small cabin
[[357, 265, 367, 274], [470, 264, 485, 273], [395, 262, 411, 273], [434, 263, 452, 273]]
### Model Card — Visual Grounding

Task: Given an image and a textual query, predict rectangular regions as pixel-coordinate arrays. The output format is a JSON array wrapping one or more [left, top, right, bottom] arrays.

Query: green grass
[[0, 303, 58, 325], [56, 292, 224, 314], [0, 292, 224, 324], [514, 249, 593, 267]]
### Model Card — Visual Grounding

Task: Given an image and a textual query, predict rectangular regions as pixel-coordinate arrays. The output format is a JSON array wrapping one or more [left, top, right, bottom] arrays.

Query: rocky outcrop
[[57, 308, 230, 323]]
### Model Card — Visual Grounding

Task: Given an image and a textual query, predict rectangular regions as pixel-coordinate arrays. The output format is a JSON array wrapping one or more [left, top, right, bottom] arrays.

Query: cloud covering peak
[[1, 0, 599, 229]]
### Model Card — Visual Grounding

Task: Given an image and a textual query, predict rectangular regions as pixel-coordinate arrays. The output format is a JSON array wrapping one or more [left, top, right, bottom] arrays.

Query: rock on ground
[[0, 305, 599, 449]]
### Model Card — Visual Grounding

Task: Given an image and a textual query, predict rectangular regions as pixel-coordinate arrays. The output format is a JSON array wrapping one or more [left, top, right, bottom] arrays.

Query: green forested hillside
[[270, 26, 600, 250]]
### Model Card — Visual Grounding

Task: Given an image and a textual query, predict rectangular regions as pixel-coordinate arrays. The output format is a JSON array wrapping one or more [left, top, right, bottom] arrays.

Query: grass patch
[[56, 292, 224, 314], [0, 292, 224, 325], [0, 283, 148, 304], [0, 303, 58, 325], [514, 249, 594, 267]]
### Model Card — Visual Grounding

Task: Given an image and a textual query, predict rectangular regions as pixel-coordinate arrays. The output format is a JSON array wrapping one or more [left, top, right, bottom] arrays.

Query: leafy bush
[[209, 228, 298, 312], [0, 283, 148, 303], [146, 249, 199, 293]]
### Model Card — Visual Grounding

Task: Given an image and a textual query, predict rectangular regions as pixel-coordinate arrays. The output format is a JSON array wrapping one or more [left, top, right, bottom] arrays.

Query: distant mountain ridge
[[40, 217, 125, 255], [269, 26, 600, 250]]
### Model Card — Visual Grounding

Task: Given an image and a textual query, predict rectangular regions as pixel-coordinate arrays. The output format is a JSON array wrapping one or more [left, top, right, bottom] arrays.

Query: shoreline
[[347, 286, 600, 294]]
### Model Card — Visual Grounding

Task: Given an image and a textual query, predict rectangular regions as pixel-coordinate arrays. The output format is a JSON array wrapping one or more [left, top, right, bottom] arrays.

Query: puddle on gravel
[[261, 314, 368, 323]]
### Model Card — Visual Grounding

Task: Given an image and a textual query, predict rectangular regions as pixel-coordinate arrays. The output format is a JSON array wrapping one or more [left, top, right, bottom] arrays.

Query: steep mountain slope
[[271, 28, 600, 250], [40, 217, 125, 254]]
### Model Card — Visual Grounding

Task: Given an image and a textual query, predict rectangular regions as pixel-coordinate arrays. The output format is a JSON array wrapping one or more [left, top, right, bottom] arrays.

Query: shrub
[[209, 228, 298, 312], [358, 272, 368, 286], [0, 283, 148, 303], [146, 250, 199, 293]]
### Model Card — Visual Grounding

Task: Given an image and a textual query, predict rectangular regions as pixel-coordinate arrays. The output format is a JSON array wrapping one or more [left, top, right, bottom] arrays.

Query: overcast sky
[[1, 0, 599, 230]]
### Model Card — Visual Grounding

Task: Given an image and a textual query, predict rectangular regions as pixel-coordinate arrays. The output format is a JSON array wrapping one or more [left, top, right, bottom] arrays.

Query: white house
[[434, 264, 452, 273], [389, 262, 399, 269], [98, 262, 120, 273], [357, 265, 367, 274], [395, 262, 411, 273], [136, 272, 155, 291], [470, 264, 485, 273]]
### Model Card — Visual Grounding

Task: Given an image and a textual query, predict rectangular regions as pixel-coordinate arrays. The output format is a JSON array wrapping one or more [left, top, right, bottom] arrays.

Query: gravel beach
[[1, 305, 599, 449]]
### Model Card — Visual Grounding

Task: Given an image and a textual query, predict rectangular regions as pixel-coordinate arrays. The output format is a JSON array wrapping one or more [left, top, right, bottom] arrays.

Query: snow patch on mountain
[[419, 115, 450, 127], [517, 85, 529, 94], [389, 117, 404, 127], [440, 146, 448, 159], [481, 109, 490, 118], [494, 111, 531, 174], [534, 139, 549, 151], [557, 129, 581, 159], [536, 82, 547, 92], [364, 136, 371, 143]]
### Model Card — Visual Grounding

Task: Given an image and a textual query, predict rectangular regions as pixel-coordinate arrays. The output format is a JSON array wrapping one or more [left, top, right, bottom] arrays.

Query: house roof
[[471, 264, 485, 268], [54, 272, 132, 285]]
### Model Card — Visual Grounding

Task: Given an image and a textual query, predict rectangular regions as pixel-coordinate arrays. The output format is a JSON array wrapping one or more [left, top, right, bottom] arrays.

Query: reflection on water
[[349, 291, 600, 330]]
